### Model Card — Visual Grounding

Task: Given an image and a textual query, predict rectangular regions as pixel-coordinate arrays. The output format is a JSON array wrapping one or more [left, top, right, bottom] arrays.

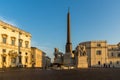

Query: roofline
[[0, 20, 31, 37], [79, 40, 107, 44], [31, 47, 46, 54]]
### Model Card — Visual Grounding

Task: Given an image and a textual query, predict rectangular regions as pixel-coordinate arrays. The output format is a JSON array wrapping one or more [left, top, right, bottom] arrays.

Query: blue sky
[[0, 0, 120, 60]]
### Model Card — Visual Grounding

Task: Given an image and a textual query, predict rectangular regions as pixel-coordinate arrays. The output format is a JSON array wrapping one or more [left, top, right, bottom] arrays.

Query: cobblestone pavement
[[0, 68, 120, 80]]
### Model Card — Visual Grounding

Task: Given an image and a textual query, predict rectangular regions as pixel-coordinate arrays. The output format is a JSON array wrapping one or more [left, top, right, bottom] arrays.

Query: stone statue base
[[77, 56, 88, 68], [63, 53, 73, 66]]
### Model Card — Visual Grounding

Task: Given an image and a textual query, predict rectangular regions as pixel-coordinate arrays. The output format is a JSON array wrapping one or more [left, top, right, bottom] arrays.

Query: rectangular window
[[2, 49, 6, 53], [19, 39, 23, 47], [11, 40, 15, 45], [19, 42, 22, 47], [111, 53, 114, 57], [3, 37, 7, 44], [25, 41, 29, 48], [25, 44, 28, 48], [96, 50, 102, 55], [97, 43, 101, 47]]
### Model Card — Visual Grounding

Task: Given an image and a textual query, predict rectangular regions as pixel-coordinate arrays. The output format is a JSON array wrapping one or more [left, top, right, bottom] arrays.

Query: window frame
[[2, 34, 8, 44], [3, 37, 7, 44], [96, 50, 102, 55], [19, 39, 23, 47], [97, 43, 101, 47], [25, 41, 29, 48]]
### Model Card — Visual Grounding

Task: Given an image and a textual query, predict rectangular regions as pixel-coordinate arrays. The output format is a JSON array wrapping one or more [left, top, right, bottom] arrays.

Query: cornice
[[0, 20, 31, 37]]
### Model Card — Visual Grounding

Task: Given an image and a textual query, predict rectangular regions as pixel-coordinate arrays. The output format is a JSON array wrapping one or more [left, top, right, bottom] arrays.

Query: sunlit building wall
[[107, 44, 120, 68], [75, 41, 120, 68], [0, 21, 32, 68], [31, 47, 46, 68]]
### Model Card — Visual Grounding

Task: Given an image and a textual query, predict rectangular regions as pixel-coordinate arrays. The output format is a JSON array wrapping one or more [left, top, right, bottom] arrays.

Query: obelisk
[[64, 9, 73, 66], [65, 9, 72, 54]]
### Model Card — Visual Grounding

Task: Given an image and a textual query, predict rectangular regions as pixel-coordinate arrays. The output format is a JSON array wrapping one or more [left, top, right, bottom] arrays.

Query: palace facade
[[0, 21, 51, 68], [0, 20, 31, 68]]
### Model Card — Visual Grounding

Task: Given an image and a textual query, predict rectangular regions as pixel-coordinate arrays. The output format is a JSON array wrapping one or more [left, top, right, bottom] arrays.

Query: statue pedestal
[[63, 53, 73, 66], [77, 56, 88, 68], [54, 58, 62, 64]]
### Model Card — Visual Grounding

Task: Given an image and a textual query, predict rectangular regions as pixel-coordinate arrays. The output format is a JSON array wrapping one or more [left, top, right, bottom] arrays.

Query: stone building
[[76, 41, 107, 68], [31, 47, 46, 68], [0, 20, 31, 68], [107, 43, 120, 68], [0, 20, 51, 69], [75, 41, 120, 68]]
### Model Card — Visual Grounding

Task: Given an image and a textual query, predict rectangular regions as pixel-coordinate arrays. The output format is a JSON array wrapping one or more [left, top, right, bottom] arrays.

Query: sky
[[0, 0, 120, 60]]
